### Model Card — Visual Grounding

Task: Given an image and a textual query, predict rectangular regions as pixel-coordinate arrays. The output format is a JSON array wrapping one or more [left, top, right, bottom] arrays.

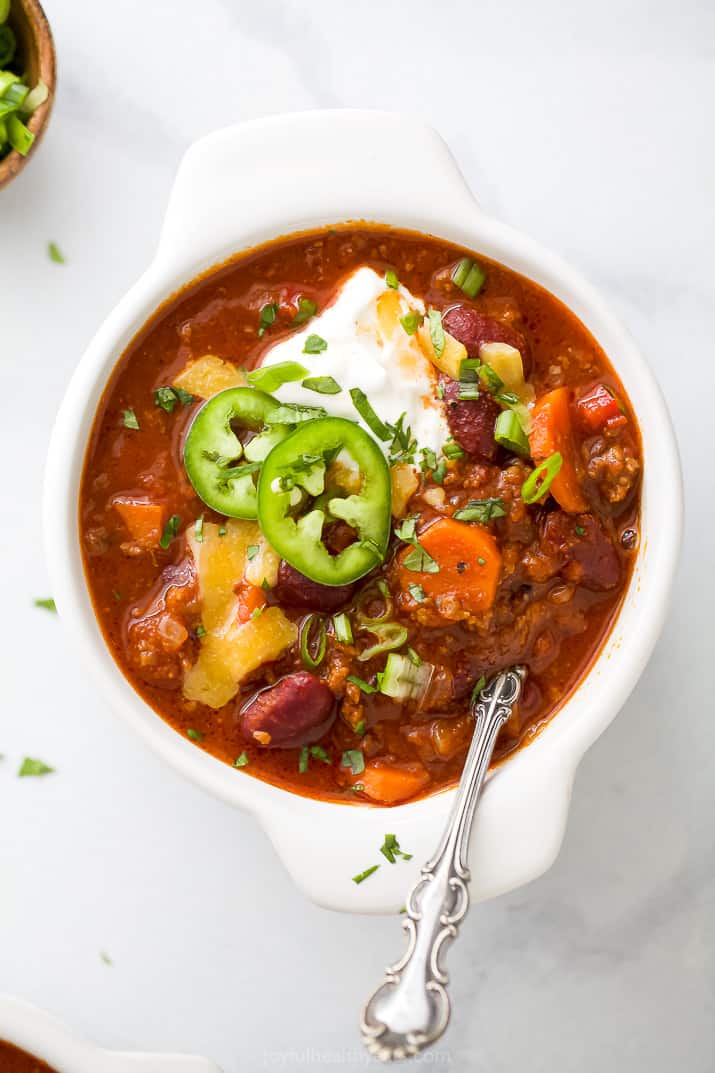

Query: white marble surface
[[1, 0, 713, 1070]]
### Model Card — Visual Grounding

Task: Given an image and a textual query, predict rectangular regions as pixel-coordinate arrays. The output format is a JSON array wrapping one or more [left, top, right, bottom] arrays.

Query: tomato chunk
[[529, 388, 588, 513], [576, 383, 623, 434], [236, 582, 268, 624]]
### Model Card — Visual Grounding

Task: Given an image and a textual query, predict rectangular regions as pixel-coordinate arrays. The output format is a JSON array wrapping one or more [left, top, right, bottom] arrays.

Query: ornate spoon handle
[[361, 667, 526, 1062]]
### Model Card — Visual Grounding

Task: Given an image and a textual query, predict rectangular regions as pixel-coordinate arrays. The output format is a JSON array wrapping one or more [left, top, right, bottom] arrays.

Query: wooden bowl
[[0, 0, 55, 189]]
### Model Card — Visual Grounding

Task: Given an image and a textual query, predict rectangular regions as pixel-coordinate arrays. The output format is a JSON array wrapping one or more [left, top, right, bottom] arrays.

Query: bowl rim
[[43, 110, 683, 912], [0, 994, 221, 1072]]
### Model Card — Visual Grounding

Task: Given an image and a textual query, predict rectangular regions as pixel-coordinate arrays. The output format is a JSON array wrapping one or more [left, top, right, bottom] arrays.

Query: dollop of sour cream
[[258, 267, 450, 457]]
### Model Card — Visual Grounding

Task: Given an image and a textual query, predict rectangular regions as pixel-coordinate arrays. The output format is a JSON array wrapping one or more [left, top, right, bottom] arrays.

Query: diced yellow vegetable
[[187, 519, 255, 632], [244, 532, 281, 589], [183, 608, 298, 708], [173, 354, 246, 399], [376, 290, 403, 339], [417, 324, 467, 380], [183, 518, 296, 707], [390, 463, 419, 518], [478, 342, 530, 399]]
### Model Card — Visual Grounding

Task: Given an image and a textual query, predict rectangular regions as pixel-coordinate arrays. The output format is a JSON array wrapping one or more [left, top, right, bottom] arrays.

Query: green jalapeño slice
[[183, 387, 290, 518], [257, 417, 392, 586]]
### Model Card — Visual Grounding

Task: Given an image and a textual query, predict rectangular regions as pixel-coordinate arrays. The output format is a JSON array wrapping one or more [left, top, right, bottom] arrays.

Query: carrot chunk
[[359, 758, 430, 804], [112, 497, 165, 547], [399, 517, 501, 614], [528, 387, 588, 513]]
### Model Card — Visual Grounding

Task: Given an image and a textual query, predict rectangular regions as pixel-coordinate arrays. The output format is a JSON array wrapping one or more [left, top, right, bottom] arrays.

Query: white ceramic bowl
[[0, 995, 221, 1073], [44, 110, 682, 914]]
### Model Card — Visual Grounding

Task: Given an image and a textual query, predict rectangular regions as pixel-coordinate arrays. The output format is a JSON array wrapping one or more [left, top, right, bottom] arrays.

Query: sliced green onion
[[246, 543, 259, 560], [160, 514, 181, 549], [33, 597, 56, 612], [479, 363, 503, 394], [459, 357, 481, 382], [248, 361, 308, 393], [341, 749, 365, 775], [194, 515, 204, 543], [0, 24, 16, 67], [298, 746, 309, 773], [257, 302, 278, 337], [187, 728, 203, 741], [443, 439, 465, 460], [234, 752, 249, 768], [427, 309, 445, 358], [494, 409, 530, 457], [452, 257, 486, 298], [6, 114, 33, 155], [332, 612, 353, 644], [21, 79, 48, 115], [352, 864, 379, 884], [378, 653, 434, 702], [453, 497, 507, 524], [3, 81, 27, 108], [406, 646, 423, 666], [302, 375, 342, 394], [349, 387, 391, 441], [521, 452, 563, 504], [470, 674, 487, 705], [18, 757, 53, 777], [355, 578, 394, 625], [385, 269, 399, 289], [303, 333, 328, 354], [400, 310, 424, 335], [195, 623, 207, 638], [347, 674, 378, 694], [456, 383, 480, 401], [300, 613, 327, 669], [293, 297, 317, 325], [0, 70, 17, 96], [310, 745, 331, 764], [354, 718, 366, 736], [121, 409, 139, 430], [408, 583, 425, 603], [358, 622, 409, 662]]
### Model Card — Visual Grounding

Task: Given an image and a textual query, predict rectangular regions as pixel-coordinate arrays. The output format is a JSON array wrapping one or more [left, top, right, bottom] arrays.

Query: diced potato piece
[[183, 608, 298, 708], [376, 289, 403, 339], [173, 354, 246, 399], [244, 532, 281, 589], [417, 324, 466, 380], [112, 497, 164, 548], [187, 519, 257, 632], [478, 342, 530, 399], [390, 463, 419, 518]]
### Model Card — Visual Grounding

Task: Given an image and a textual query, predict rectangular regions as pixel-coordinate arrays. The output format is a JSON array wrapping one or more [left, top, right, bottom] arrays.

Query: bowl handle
[[155, 110, 481, 273]]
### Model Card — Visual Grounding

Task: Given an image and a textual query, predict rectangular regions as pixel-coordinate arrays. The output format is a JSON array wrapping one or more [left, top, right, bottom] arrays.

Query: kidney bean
[[541, 511, 621, 591], [240, 670, 336, 748], [443, 304, 530, 375], [442, 377, 501, 460], [273, 560, 355, 612]]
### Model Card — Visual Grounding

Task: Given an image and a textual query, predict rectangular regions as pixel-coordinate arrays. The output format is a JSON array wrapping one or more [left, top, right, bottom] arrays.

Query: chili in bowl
[[45, 111, 681, 913]]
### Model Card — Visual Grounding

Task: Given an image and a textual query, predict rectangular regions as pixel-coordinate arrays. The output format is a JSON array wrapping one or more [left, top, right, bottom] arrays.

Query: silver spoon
[[361, 666, 527, 1062]]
